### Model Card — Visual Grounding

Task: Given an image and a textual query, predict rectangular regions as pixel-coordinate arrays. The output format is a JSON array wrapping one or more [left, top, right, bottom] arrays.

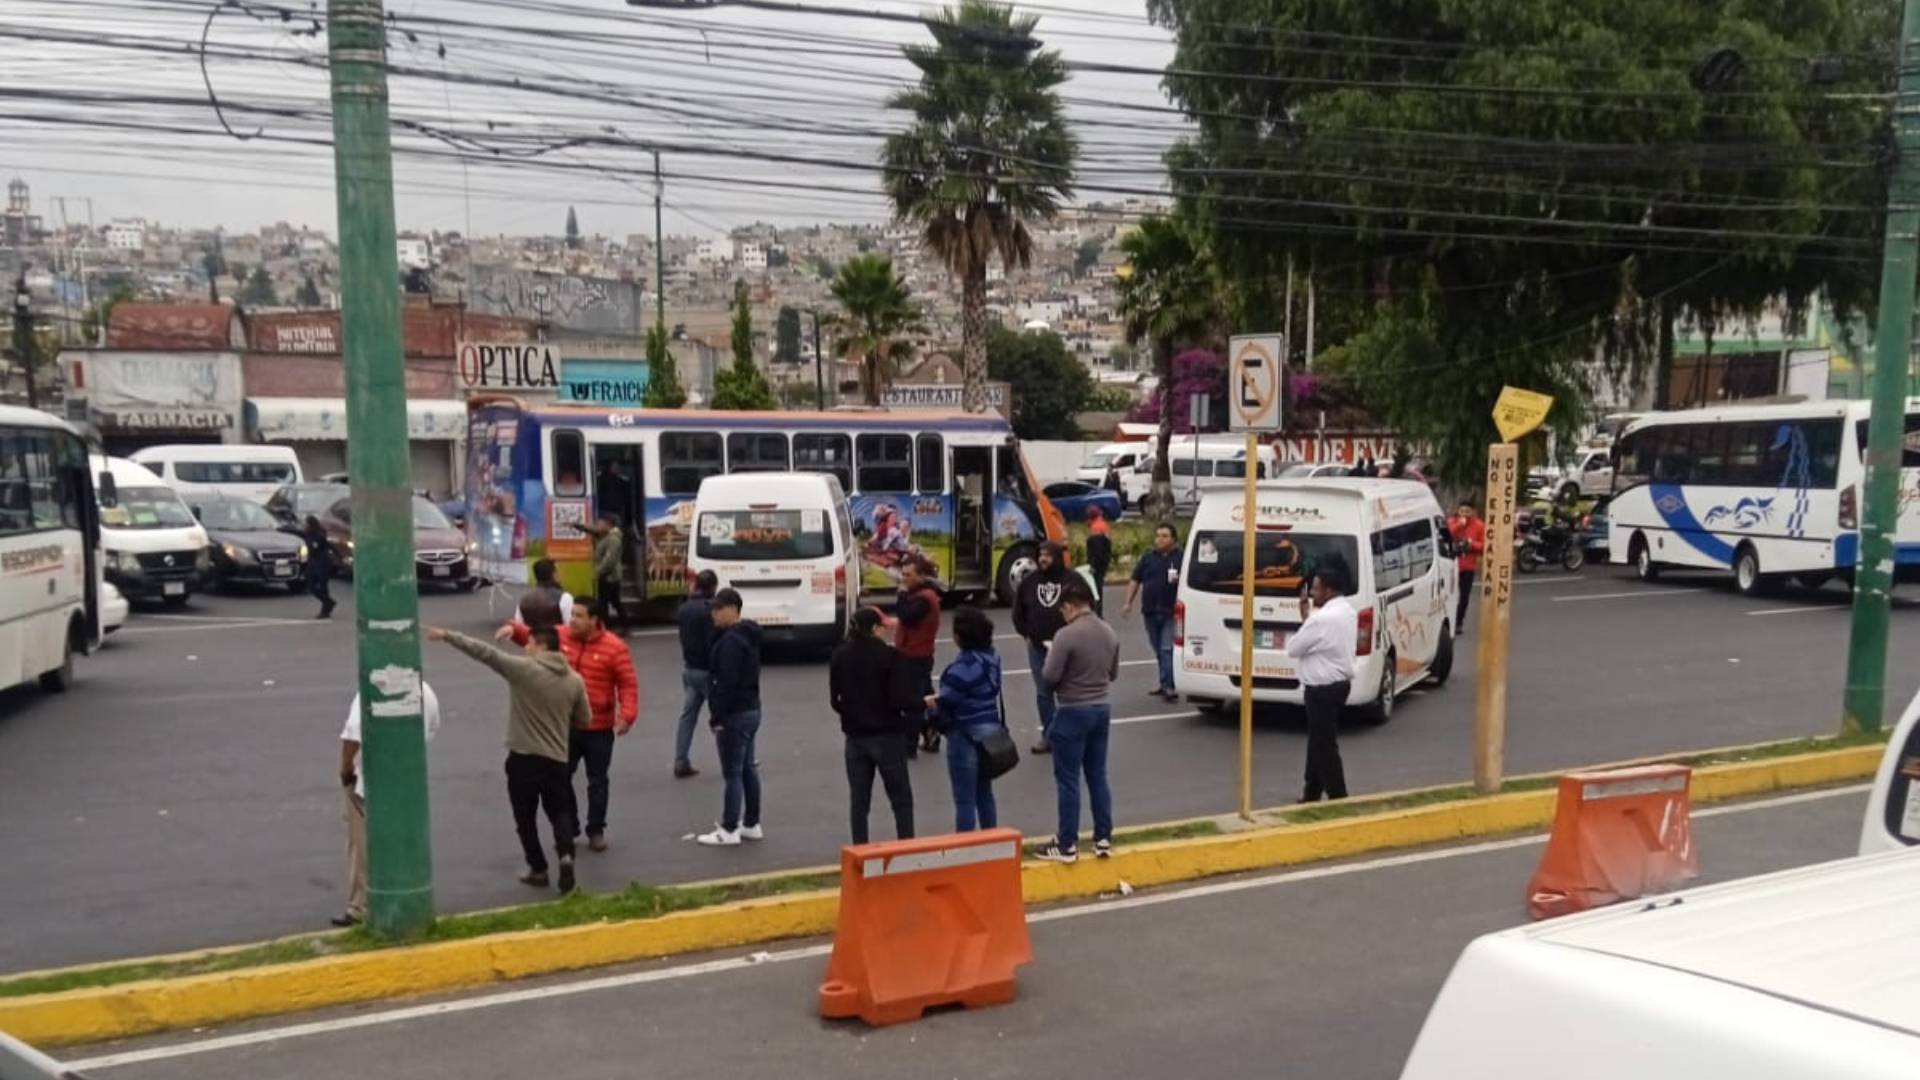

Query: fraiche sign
[[458, 341, 560, 392]]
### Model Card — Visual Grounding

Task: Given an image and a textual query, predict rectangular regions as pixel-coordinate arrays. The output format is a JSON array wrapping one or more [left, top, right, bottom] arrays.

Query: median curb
[[0, 743, 1881, 1048]]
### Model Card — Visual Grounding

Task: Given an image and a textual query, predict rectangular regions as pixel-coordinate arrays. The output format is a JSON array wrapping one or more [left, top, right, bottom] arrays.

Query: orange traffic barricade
[[1527, 763, 1698, 920], [818, 827, 1033, 1026]]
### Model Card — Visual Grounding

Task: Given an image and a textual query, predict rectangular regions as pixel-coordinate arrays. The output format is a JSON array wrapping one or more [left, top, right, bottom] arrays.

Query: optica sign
[[458, 342, 559, 392]]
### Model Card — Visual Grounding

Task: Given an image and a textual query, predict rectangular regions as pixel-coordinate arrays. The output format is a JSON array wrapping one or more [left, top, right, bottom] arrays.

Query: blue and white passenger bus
[[0, 405, 103, 694], [1606, 399, 1920, 593], [463, 399, 1067, 607]]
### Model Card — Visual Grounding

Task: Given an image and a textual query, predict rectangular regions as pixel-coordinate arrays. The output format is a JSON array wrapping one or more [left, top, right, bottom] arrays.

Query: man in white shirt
[[1284, 561, 1357, 802], [335, 684, 442, 927]]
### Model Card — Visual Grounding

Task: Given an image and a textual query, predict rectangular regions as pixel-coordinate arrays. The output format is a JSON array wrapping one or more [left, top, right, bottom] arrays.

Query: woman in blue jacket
[[930, 606, 1006, 831]]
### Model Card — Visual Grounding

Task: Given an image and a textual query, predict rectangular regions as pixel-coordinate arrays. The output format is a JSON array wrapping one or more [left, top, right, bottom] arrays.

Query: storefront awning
[[246, 397, 465, 442]]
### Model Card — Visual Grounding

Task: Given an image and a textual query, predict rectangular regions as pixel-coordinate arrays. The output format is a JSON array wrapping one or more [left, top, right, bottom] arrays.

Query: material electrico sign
[[458, 342, 560, 391]]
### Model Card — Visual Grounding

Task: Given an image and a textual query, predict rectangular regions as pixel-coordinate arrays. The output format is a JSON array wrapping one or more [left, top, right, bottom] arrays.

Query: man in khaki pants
[[334, 684, 441, 927]]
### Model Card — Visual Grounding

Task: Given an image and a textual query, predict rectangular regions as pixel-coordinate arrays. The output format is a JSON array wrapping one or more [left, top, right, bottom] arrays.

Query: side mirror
[[97, 471, 117, 507]]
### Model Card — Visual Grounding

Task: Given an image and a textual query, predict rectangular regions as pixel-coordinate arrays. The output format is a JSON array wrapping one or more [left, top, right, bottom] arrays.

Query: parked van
[[93, 455, 212, 606], [1173, 478, 1457, 721], [1075, 442, 1154, 507], [687, 472, 860, 646], [131, 444, 302, 505], [1399, 848, 1920, 1079], [1165, 435, 1281, 508]]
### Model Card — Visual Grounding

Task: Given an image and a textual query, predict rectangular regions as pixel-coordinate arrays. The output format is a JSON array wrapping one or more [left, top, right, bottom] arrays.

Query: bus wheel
[[39, 622, 75, 693], [1632, 535, 1661, 582], [1733, 545, 1769, 596], [995, 544, 1037, 607]]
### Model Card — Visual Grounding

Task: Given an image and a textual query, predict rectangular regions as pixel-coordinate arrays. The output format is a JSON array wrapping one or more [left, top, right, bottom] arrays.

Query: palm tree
[[1115, 213, 1228, 518], [830, 254, 926, 405], [882, 0, 1077, 413]]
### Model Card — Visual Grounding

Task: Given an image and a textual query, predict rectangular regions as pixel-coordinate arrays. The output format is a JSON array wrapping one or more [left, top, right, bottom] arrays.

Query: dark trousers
[[568, 728, 616, 838], [845, 733, 915, 844], [597, 576, 625, 627], [898, 655, 935, 752], [1301, 681, 1351, 802], [505, 752, 576, 872], [308, 573, 333, 611], [715, 710, 762, 832], [1456, 570, 1476, 629]]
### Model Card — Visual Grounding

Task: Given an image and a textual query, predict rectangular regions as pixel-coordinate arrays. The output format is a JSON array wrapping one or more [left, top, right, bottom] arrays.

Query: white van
[[1075, 442, 1154, 507], [1399, 849, 1920, 1079], [1861, 686, 1920, 857], [1166, 435, 1281, 508], [688, 472, 860, 646], [1173, 478, 1457, 722], [130, 444, 302, 505], [93, 455, 212, 606]]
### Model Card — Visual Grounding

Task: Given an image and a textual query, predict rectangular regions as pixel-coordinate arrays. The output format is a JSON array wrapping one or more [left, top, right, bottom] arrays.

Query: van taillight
[[835, 564, 846, 590], [1356, 607, 1374, 657], [1840, 485, 1858, 529], [510, 515, 527, 560], [1174, 600, 1185, 647]]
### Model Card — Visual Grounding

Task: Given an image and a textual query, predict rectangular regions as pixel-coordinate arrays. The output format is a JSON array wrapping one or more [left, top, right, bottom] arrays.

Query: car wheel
[[1362, 653, 1397, 724], [1633, 534, 1661, 582], [1427, 631, 1453, 688], [1561, 544, 1586, 572], [38, 624, 75, 693], [995, 544, 1037, 607], [1733, 545, 1768, 596]]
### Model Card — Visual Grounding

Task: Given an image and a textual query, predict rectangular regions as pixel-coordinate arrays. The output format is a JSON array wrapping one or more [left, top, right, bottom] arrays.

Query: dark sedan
[[265, 482, 351, 528], [1041, 481, 1125, 523], [318, 494, 476, 590], [194, 497, 308, 591]]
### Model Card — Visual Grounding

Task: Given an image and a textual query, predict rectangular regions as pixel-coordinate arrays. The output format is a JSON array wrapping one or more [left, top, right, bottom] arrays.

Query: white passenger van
[[687, 472, 860, 645], [130, 444, 302, 506], [1399, 848, 1920, 1079], [93, 455, 212, 606], [1166, 435, 1281, 508], [1075, 441, 1153, 507], [1173, 478, 1457, 722]]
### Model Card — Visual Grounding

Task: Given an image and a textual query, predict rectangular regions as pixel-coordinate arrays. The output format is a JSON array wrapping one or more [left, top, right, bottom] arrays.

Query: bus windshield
[[696, 509, 832, 560], [101, 486, 196, 529], [1186, 530, 1360, 596]]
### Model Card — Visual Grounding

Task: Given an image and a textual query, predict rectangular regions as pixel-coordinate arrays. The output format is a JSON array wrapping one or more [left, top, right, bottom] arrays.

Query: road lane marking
[[118, 622, 325, 636], [132, 615, 319, 626], [1550, 588, 1707, 603], [65, 782, 1869, 1072], [1745, 604, 1849, 617], [1006, 659, 1155, 677], [1113, 710, 1199, 726]]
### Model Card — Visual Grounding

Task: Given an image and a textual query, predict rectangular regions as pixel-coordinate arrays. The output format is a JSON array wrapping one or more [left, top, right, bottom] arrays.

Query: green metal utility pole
[[654, 150, 667, 330], [327, 0, 434, 935], [1842, 0, 1920, 736]]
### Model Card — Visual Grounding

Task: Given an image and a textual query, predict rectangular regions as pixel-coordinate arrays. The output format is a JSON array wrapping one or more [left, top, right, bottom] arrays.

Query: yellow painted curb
[[0, 743, 1881, 1047]]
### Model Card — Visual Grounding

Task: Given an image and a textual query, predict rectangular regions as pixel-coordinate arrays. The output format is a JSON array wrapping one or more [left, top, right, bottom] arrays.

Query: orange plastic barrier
[[818, 827, 1033, 1026], [1527, 764, 1698, 920]]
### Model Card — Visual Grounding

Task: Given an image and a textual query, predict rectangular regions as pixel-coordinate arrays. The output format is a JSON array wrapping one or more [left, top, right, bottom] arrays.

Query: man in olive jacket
[[591, 513, 626, 631]]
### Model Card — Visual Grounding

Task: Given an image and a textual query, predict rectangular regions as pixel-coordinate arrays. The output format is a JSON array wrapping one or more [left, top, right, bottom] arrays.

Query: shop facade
[[61, 351, 246, 456]]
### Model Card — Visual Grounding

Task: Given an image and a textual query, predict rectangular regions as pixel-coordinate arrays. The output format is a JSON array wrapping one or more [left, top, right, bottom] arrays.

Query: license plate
[[271, 564, 294, 578], [430, 565, 450, 577], [1255, 629, 1283, 649], [163, 582, 185, 596]]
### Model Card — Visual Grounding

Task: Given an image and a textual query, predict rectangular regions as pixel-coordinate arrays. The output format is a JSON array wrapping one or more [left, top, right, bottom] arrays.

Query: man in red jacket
[[500, 600, 638, 852], [1448, 502, 1487, 635], [894, 555, 942, 756]]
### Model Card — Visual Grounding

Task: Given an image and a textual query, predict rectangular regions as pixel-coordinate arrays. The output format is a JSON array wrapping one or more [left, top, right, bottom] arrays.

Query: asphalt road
[[0, 567, 1914, 972], [54, 786, 1873, 1080]]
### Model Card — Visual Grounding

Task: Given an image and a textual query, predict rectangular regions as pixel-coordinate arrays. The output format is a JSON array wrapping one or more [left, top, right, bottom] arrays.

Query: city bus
[[463, 399, 1067, 607], [1606, 399, 1920, 594], [0, 405, 103, 694]]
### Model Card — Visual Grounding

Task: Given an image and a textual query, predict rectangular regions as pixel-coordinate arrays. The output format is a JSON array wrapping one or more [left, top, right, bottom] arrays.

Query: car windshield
[[1279, 464, 1317, 478], [1186, 530, 1361, 597], [412, 498, 450, 529], [291, 486, 347, 516], [1043, 483, 1088, 499], [695, 509, 832, 560], [1085, 451, 1118, 468], [197, 500, 278, 531], [101, 485, 197, 530]]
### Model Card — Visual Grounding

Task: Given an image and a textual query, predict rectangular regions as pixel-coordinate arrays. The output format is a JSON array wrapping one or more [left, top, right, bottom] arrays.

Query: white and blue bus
[[1606, 399, 1920, 593], [0, 405, 103, 694], [463, 399, 1068, 607]]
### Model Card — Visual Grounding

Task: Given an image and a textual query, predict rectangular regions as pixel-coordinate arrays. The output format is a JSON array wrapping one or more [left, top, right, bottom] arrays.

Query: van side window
[[726, 432, 790, 474], [1172, 458, 1214, 477], [551, 430, 587, 497], [916, 433, 944, 494], [660, 431, 724, 495], [794, 433, 853, 491], [1403, 521, 1435, 581], [856, 434, 913, 493]]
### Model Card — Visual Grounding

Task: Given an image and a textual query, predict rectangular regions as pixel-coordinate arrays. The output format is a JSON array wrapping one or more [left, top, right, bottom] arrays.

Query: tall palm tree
[[883, 0, 1077, 413], [1115, 213, 1228, 517], [830, 254, 926, 405]]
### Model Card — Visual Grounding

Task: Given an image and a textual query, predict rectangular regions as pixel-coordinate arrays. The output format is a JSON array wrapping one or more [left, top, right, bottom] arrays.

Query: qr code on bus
[[550, 500, 590, 541]]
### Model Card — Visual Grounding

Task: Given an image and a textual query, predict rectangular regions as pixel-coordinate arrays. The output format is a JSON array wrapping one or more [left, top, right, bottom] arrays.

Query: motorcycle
[[1516, 509, 1585, 573]]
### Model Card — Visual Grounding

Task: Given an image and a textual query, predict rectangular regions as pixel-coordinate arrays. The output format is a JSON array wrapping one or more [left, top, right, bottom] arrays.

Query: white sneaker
[[739, 823, 765, 842], [696, 825, 741, 847]]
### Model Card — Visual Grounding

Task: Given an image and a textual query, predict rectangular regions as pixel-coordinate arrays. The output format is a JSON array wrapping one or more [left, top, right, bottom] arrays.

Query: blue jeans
[[1142, 612, 1176, 692], [675, 669, 708, 768], [945, 722, 1002, 832], [714, 710, 761, 831], [1049, 703, 1113, 851], [1028, 644, 1057, 738]]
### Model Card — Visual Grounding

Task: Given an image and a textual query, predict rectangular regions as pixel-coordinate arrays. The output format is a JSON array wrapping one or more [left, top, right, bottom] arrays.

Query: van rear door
[[695, 506, 839, 630]]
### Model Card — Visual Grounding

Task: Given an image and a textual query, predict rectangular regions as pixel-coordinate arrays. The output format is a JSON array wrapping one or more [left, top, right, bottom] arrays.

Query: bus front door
[[952, 445, 993, 590], [592, 443, 645, 602]]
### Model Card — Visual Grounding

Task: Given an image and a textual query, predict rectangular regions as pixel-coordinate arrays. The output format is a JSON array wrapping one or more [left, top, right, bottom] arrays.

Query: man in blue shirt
[[1124, 522, 1183, 700]]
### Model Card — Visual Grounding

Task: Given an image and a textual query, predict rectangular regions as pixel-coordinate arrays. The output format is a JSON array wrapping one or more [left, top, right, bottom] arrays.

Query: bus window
[[1613, 429, 1651, 490], [994, 444, 1034, 501], [1652, 426, 1691, 484], [727, 432, 790, 474], [552, 430, 587, 496], [0, 432, 32, 535], [916, 433, 944, 494], [856, 434, 913, 493], [1725, 423, 1769, 486], [661, 432, 724, 495], [1764, 419, 1843, 487], [795, 433, 852, 491], [1855, 415, 1920, 468], [1693, 424, 1729, 485]]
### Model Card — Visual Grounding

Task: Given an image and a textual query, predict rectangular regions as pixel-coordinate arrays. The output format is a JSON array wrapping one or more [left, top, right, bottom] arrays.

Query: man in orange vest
[[499, 600, 638, 852]]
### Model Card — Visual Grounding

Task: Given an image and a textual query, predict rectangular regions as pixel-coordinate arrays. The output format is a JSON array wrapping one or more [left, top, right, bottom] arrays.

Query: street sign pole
[[1237, 428, 1257, 818], [328, 0, 433, 937], [1473, 444, 1519, 793], [1228, 334, 1282, 821]]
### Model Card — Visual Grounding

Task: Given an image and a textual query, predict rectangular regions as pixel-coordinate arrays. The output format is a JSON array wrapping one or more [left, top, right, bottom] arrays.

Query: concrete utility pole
[[327, 0, 433, 937], [654, 149, 667, 331], [11, 271, 36, 410], [1842, 0, 1920, 736]]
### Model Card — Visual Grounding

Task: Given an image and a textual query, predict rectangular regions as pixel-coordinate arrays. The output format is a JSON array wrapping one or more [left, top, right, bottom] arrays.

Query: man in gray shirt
[[1037, 577, 1120, 864]]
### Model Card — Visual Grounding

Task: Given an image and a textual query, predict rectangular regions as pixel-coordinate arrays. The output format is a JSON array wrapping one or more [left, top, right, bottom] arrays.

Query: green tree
[[710, 279, 776, 410], [883, 0, 1079, 414], [296, 274, 323, 308], [641, 320, 686, 409], [987, 327, 1092, 440], [829, 254, 925, 405], [238, 266, 276, 307], [564, 206, 581, 250], [775, 306, 803, 366], [79, 284, 135, 344]]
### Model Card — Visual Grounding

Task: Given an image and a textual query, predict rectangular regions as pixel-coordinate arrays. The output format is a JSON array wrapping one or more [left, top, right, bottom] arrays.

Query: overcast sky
[[4, 0, 1181, 239]]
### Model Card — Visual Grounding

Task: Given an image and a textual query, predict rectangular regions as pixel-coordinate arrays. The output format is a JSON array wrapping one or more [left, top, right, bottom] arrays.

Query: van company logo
[[1654, 493, 1686, 517], [1703, 497, 1774, 529]]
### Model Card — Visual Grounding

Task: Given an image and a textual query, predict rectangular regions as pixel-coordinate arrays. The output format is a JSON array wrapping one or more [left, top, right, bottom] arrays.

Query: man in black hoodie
[[1012, 540, 1071, 754], [830, 607, 915, 844], [672, 569, 718, 779], [697, 588, 764, 847]]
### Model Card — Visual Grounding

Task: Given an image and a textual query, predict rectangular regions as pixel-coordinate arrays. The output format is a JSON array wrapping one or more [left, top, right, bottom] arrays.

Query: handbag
[[975, 677, 1021, 781]]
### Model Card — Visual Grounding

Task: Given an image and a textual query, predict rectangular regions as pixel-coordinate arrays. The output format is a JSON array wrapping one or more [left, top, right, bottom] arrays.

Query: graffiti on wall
[[468, 267, 643, 333]]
